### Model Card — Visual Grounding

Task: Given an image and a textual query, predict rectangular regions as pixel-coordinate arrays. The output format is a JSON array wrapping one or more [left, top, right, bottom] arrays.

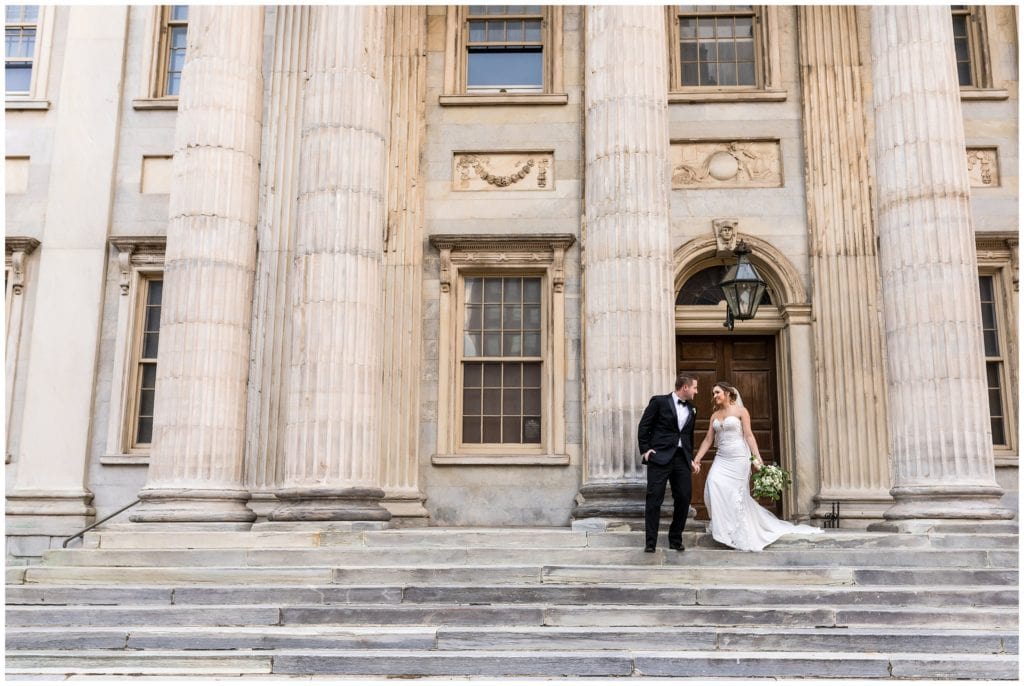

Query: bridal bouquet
[[750, 456, 791, 501]]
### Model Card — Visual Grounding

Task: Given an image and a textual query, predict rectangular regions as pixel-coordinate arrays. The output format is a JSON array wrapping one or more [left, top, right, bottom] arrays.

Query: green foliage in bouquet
[[750, 457, 792, 501]]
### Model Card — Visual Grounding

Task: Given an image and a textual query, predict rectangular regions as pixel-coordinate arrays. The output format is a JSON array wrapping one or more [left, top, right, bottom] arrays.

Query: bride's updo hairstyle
[[715, 381, 740, 407]]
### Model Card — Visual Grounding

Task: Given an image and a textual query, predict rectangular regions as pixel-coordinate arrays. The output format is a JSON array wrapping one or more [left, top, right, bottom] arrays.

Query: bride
[[693, 381, 820, 551]]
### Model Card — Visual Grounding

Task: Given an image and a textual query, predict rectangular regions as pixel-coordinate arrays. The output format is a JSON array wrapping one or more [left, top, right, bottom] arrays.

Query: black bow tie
[[678, 399, 688, 406]]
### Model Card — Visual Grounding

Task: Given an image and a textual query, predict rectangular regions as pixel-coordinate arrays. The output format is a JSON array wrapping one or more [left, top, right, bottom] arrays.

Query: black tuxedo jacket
[[637, 393, 696, 466]]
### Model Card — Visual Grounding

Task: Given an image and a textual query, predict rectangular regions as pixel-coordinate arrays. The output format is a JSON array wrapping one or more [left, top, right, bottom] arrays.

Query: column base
[[129, 488, 257, 524], [382, 489, 429, 521], [245, 491, 278, 521], [5, 490, 96, 536], [871, 484, 1014, 529], [269, 487, 392, 522], [572, 482, 699, 529]]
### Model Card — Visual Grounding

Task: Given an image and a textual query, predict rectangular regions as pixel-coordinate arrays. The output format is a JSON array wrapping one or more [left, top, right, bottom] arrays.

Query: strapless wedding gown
[[704, 415, 821, 551]]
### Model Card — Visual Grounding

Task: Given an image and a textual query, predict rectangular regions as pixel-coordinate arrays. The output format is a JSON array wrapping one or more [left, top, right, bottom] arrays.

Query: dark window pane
[[484, 304, 501, 330], [523, 332, 541, 356], [983, 330, 998, 357], [139, 389, 155, 417], [465, 304, 482, 330], [735, 16, 753, 37], [718, 62, 737, 86], [145, 305, 162, 333], [523, 362, 541, 386], [141, 363, 158, 388], [148, 280, 163, 304], [467, 48, 543, 89], [486, 19, 505, 42], [482, 417, 501, 442], [680, 17, 696, 38], [464, 363, 482, 387], [957, 62, 972, 87], [463, 388, 481, 414], [736, 38, 754, 61], [469, 6, 489, 15], [469, 20, 485, 41], [504, 363, 522, 387], [681, 40, 698, 62], [523, 388, 541, 415], [143, 332, 160, 359], [483, 389, 501, 414], [466, 278, 483, 303], [484, 279, 503, 302], [698, 40, 717, 62], [502, 388, 522, 414], [988, 388, 1004, 416], [681, 62, 699, 86], [170, 5, 188, 21], [483, 363, 502, 387], [464, 332, 481, 356], [986, 362, 1001, 387], [502, 416, 521, 443], [523, 278, 541, 303], [991, 417, 1006, 445], [463, 416, 481, 443], [697, 19, 714, 38], [718, 41, 735, 62], [504, 277, 522, 302], [523, 416, 541, 442], [524, 19, 541, 41], [524, 305, 541, 329], [503, 305, 522, 328], [507, 20, 523, 41], [136, 417, 153, 445], [954, 36, 970, 62], [737, 61, 755, 85], [978, 276, 994, 300]]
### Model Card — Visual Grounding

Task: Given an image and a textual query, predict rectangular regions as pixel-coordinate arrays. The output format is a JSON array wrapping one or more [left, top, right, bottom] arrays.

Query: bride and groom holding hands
[[637, 374, 819, 553]]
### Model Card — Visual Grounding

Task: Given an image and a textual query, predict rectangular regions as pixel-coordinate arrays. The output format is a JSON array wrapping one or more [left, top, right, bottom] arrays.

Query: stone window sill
[[100, 454, 150, 465], [439, 93, 569, 107], [432, 453, 570, 466], [669, 89, 787, 104], [960, 89, 1009, 101], [132, 97, 179, 111], [993, 454, 1017, 468], [6, 98, 49, 111]]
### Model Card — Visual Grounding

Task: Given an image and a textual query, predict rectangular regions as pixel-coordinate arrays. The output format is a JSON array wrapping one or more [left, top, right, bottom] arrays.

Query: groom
[[637, 374, 699, 552]]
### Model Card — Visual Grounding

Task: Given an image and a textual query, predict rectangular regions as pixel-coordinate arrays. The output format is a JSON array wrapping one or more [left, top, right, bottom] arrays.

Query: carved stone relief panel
[[966, 147, 999, 187], [453, 152, 553, 191], [671, 140, 782, 189]]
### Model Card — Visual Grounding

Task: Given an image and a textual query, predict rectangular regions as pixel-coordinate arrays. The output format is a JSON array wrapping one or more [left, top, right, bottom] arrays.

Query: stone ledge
[[5, 99, 49, 111], [960, 88, 1010, 101], [431, 454, 570, 466], [439, 93, 569, 107], [131, 97, 178, 111], [669, 89, 787, 104]]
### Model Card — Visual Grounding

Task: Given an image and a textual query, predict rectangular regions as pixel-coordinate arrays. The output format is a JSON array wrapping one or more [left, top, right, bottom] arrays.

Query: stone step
[[81, 528, 1020, 551], [7, 602, 1016, 630], [21, 563, 1017, 587], [7, 583, 1014, 608], [4, 649, 1017, 679], [40, 546, 1017, 568], [8, 625, 1014, 655]]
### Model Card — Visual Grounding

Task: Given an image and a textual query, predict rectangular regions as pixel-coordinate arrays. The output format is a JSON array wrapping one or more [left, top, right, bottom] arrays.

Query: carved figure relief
[[671, 141, 782, 189], [713, 218, 740, 255], [966, 148, 999, 187], [454, 152, 554, 192]]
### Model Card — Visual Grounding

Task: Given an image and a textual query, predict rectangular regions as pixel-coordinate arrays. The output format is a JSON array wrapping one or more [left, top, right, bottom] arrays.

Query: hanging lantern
[[719, 240, 767, 330]]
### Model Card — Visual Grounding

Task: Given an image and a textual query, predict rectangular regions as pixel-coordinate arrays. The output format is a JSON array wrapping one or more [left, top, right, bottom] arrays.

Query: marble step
[[7, 602, 1017, 630], [6, 625, 1016, 655], [7, 583, 1015, 608], [4, 649, 1018, 679], [19, 563, 1018, 587], [40, 546, 1018, 568], [79, 529, 1020, 551]]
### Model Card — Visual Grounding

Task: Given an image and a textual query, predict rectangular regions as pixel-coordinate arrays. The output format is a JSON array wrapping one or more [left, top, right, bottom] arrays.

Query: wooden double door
[[677, 335, 781, 518]]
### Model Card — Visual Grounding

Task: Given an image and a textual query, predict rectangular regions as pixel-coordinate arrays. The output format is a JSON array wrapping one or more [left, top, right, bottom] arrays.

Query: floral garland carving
[[460, 155, 535, 188]]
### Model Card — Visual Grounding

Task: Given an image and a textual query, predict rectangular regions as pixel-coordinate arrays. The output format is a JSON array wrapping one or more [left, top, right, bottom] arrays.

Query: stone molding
[[453, 152, 553, 191], [4, 237, 40, 296]]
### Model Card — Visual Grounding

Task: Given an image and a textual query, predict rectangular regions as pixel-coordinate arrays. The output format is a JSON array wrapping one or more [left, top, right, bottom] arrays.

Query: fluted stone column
[[269, 6, 391, 523], [798, 6, 892, 525], [132, 6, 264, 525], [869, 6, 1011, 528], [574, 6, 675, 519], [243, 6, 309, 519], [379, 6, 429, 521]]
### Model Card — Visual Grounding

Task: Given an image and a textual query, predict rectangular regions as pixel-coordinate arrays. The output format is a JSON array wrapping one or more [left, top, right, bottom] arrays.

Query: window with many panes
[[676, 5, 758, 88], [131, 278, 162, 448], [465, 5, 543, 92], [461, 276, 543, 445], [979, 273, 1012, 448], [159, 6, 188, 97], [5, 5, 38, 94]]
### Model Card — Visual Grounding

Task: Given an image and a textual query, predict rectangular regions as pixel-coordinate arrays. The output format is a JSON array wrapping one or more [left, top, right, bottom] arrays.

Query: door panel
[[676, 335, 780, 518]]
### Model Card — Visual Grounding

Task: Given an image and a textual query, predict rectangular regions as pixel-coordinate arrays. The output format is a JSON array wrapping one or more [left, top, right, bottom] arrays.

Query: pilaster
[[379, 6, 429, 521], [868, 5, 1012, 529], [270, 6, 392, 523], [574, 6, 675, 519], [797, 6, 892, 526], [6, 7, 128, 536], [132, 6, 266, 524]]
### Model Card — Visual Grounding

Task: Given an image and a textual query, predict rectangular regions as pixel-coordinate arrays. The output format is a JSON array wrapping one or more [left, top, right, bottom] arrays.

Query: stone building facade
[[5, 5, 1018, 558]]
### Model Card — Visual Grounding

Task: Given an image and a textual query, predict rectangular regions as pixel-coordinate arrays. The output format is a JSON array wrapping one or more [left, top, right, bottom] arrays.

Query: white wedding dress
[[704, 415, 821, 551]]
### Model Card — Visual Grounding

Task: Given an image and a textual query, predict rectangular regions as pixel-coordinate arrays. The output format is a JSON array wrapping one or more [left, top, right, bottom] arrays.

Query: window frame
[[4, 4, 54, 110], [975, 234, 1018, 464], [127, 275, 162, 451], [102, 236, 166, 465], [429, 233, 574, 465], [952, 6, 1009, 101], [441, 5, 567, 106], [667, 5, 785, 103], [134, 5, 189, 110]]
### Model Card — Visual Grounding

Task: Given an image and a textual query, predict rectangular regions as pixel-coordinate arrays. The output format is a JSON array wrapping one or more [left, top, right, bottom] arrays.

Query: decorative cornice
[[429, 233, 576, 293], [5, 237, 40, 296], [109, 236, 167, 294], [5, 237, 40, 256]]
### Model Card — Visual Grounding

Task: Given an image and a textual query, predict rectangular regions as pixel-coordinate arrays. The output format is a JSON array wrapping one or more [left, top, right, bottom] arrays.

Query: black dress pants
[[644, 449, 692, 548]]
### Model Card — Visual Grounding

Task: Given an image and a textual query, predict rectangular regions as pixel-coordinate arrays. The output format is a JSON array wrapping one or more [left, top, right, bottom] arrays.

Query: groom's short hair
[[675, 374, 697, 389]]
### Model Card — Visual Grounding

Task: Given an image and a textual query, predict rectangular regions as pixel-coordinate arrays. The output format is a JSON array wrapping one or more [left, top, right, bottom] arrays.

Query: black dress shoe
[[669, 542, 685, 551], [644, 544, 656, 553]]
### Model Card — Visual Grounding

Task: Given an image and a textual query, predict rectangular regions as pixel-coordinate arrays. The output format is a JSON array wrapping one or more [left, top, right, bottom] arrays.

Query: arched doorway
[[673, 235, 815, 521]]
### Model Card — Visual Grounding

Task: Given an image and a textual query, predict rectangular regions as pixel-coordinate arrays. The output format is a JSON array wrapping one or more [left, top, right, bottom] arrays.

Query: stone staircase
[[5, 527, 1019, 679]]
